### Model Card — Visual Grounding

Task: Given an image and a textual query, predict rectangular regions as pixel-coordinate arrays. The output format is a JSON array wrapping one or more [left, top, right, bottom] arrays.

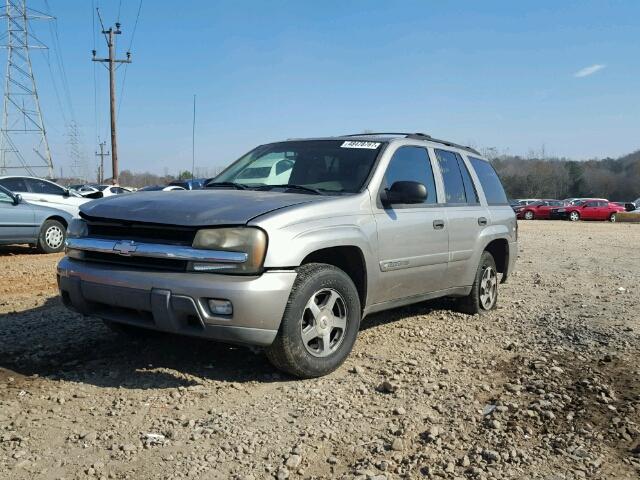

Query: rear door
[[432, 148, 485, 289], [373, 145, 449, 302]]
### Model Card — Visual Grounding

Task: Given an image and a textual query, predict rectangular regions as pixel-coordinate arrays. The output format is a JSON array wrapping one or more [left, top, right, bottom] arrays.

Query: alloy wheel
[[569, 211, 580, 221], [300, 288, 348, 357], [524, 211, 534, 220], [479, 266, 497, 310]]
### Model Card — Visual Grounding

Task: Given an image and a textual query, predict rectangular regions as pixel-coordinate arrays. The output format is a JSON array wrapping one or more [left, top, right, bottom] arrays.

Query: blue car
[[0, 184, 72, 253]]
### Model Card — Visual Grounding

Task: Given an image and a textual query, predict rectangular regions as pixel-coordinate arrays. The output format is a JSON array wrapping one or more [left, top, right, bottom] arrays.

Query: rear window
[[468, 157, 509, 205]]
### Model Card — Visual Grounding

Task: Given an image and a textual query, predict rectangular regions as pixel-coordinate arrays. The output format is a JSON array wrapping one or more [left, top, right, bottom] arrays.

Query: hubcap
[[300, 288, 348, 358], [525, 211, 533, 220], [479, 266, 497, 310], [45, 226, 64, 249], [570, 212, 579, 221], [610, 214, 616, 222]]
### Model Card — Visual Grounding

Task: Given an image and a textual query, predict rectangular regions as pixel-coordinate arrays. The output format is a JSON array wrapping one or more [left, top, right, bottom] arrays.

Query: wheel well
[[485, 239, 508, 274], [47, 216, 68, 229], [301, 246, 367, 309]]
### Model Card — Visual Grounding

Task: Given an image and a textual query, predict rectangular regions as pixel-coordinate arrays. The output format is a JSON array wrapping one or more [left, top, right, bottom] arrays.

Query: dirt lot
[[1, 222, 639, 480]]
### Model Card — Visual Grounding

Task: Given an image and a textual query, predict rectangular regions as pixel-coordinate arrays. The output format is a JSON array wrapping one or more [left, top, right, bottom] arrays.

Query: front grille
[[86, 221, 197, 245], [82, 251, 188, 272]]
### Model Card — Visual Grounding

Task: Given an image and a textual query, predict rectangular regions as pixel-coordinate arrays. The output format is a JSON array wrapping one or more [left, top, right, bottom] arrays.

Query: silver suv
[[58, 133, 517, 377]]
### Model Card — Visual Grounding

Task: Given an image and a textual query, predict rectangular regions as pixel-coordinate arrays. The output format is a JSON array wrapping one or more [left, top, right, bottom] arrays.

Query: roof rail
[[343, 132, 481, 155]]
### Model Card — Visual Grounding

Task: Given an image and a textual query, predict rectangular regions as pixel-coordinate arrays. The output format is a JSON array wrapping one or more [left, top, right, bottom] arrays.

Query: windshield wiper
[[205, 181, 247, 190], [255, 184, 322, 195]]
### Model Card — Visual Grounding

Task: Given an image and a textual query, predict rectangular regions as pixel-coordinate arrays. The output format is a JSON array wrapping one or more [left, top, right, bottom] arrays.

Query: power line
[[117, 0, 142, 121]]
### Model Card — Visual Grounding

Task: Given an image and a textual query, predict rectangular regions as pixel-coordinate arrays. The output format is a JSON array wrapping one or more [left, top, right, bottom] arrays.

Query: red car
[[516, 199, 566, 220], [554, 199, 625, 222]]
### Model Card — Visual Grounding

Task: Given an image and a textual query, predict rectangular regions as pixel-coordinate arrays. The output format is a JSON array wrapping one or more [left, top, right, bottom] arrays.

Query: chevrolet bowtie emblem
[[113, 240, 138, 256]]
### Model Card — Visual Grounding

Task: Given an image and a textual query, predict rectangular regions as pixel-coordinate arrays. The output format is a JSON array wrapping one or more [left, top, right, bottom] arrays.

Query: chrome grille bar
[[65, 237, 248, 264]]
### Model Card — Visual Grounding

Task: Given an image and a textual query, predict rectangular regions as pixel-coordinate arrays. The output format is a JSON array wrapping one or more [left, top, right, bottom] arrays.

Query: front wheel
[[457, 251, 498, 315], [609, 213, 617, 222], [569, 211, 580, 222], [523, 210, 534, 220], [36, 219, 66, 253], [266, 263, 361, 378]]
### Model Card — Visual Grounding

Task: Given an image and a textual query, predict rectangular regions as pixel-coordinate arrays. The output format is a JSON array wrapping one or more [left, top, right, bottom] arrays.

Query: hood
[[80, 189, 325, 226]]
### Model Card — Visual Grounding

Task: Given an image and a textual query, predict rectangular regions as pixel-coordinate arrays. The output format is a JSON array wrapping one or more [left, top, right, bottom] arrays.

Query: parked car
[[76, 184, 131, 198], [138, 185, 186, 191], [613, 202, 638, 212], [58, 133, 517, 377], [516, 199, 566, 220], [553, 199, 625, 222], [0, 176, 90, 217], [167, 178, 206, 190], [0, 185, 72, 253]]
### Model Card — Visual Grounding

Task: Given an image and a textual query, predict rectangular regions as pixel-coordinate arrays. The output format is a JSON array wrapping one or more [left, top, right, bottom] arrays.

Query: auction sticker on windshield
[[341, 141, 381, 149]]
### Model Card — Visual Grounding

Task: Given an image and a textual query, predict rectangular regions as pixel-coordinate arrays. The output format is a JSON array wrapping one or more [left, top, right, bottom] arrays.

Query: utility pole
[[95, 141, 109, 184], [92, 14, 131, 184]]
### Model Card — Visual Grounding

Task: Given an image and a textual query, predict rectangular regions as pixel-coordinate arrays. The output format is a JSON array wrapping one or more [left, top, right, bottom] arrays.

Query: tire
[[266, 263, 361, 378], [523, 210, 534, 220], [36, 219, 66, 253], [609, 213, 617, 222], [458, 251, 498, 315], [569, 211, 580, 222], [102, 319, 159, 339]]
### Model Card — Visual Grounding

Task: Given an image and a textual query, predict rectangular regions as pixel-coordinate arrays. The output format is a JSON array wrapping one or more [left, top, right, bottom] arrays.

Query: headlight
[[67, 218, 88, 238], [190, 227, 267, 274], [558, 208, 566, 212]]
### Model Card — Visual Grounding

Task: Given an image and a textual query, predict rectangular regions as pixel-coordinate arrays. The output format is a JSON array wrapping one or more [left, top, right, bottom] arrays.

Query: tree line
[[487, 149, 640, 201]]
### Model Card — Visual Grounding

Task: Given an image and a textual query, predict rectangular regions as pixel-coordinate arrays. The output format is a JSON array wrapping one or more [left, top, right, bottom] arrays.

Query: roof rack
[[343, 132, 481, 155]]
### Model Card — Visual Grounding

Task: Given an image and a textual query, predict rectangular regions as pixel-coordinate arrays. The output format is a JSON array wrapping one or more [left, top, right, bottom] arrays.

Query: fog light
[[207, 299, 233, 316]]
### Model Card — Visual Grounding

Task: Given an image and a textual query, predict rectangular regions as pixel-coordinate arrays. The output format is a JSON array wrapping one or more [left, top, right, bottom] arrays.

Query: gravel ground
[[1, 222, 639, 480]]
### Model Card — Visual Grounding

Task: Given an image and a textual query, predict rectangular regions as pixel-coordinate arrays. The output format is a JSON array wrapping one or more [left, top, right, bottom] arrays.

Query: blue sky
[[13, 0, 640, 176]]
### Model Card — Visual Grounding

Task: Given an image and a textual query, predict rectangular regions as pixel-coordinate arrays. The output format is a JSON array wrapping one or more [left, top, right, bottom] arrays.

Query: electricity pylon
[[0, 0, 54, 177]]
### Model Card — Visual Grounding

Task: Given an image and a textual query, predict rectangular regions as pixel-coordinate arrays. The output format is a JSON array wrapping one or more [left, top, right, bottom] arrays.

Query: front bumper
[[57, 257, 297, 346]]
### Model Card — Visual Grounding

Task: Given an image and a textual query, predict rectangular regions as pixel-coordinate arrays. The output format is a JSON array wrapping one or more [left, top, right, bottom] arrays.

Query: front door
[[0, 190, 35, 242], [372, 145, 449, 303]]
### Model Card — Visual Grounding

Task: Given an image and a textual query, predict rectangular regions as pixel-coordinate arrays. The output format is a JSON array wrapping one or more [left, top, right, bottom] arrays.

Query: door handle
[[478, 217, 488, 226], [433, 219, 445, 230]]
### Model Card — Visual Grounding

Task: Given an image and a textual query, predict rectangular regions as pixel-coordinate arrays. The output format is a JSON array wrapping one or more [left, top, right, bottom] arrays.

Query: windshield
[[212, 140, 384, 194]]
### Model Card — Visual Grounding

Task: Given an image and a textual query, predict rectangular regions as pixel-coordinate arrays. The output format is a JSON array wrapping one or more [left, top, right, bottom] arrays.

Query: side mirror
[[13, 193, 22, 205], [63, 189, 70, 197], [382, 181, 427, 206]]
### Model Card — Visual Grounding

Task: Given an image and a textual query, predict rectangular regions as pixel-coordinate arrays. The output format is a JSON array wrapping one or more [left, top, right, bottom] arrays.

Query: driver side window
[[383, 146, 437, 205]]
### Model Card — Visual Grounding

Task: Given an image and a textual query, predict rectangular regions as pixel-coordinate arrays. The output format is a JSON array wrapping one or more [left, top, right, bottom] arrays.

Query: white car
[[77, 184, 131, 198], [0, 176, 90, 217]]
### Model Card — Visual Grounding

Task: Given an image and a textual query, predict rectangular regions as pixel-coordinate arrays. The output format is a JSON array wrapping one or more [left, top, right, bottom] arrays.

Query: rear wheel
[[36, 219, 66, 253], [523, 210, 534, 220], [569, 211, 580, 222], [609, 213, 617, 222], [458, 251, 498, 315], [266, 263, 361, 378]]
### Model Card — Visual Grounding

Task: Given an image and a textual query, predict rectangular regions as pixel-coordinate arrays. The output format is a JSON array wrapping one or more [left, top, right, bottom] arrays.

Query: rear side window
[[383, 146, 437, 204], [469, 157, 509, 205], [434, 149, 478, 205], [0, 177, 28, 192]]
